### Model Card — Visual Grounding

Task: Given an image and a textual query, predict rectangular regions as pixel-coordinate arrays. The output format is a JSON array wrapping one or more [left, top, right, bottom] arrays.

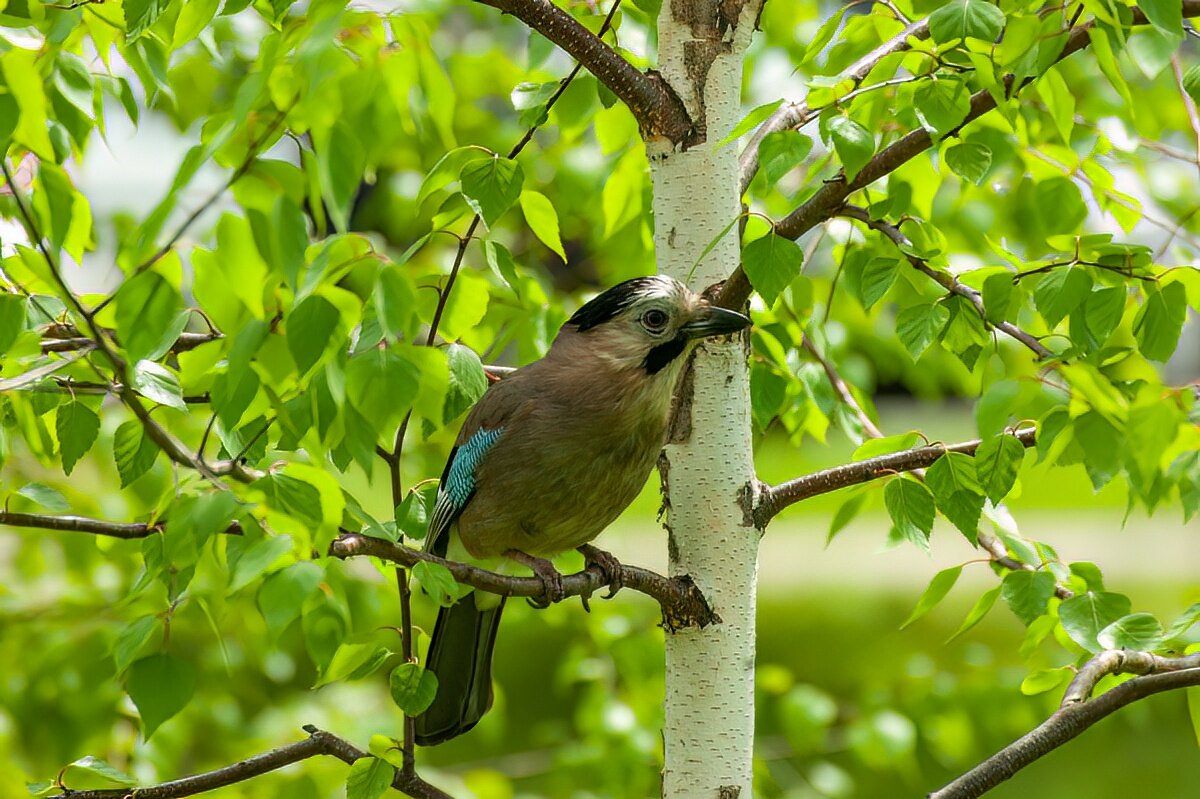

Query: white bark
[[649, 2, 762, 796]]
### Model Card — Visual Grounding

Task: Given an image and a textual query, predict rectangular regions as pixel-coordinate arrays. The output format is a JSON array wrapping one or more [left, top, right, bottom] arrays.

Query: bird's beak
[[680, 305, 751, 339]]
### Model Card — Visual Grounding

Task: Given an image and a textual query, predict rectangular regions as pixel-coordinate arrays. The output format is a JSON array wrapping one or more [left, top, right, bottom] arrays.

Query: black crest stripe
[[568, 276, 667, 332]]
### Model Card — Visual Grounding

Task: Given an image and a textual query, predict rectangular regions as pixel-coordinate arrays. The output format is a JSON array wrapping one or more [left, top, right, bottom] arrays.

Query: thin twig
[[0, 511, 243, 539], [839, 206, 1055, 359], [739, 17, 932, 194], [930, 656, 1200, 798], [46, 726, 452, 799], [754, 428, 1037, 526]]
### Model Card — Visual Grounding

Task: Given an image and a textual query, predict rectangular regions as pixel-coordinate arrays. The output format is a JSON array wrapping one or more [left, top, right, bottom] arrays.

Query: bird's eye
[[642, 309, 669, 332]]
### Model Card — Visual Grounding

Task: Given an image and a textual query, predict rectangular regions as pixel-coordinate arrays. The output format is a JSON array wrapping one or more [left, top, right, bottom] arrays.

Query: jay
[[414, 275, 750, 745]]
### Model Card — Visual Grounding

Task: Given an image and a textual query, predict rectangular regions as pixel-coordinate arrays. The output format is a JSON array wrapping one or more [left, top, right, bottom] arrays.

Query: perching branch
[[46, 725, 451, 799], [718, 0, 1200, 310], [476, 0, 693, 144], [753, 427, 1036, 527], [738, 17, 931, 194], [328, 531, 721, 632], [930, 652, 1200, 799], [839, 206, 1055, 360]]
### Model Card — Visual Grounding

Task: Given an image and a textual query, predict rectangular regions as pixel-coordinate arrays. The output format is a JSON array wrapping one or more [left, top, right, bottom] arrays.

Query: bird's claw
[[504, 549, 565, 608], [578, 543, 624, 600]]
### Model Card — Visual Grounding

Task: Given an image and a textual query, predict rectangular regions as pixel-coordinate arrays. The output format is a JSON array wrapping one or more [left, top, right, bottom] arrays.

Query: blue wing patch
[[425, 427, 504, 554]]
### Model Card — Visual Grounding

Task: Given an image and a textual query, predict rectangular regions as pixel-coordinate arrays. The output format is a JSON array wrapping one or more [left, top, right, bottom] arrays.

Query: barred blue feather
[[426, 427, 504, 555]]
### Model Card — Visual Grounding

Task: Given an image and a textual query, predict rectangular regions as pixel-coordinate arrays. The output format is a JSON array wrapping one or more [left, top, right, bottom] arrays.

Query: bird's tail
[[414, 592, 505, 746]]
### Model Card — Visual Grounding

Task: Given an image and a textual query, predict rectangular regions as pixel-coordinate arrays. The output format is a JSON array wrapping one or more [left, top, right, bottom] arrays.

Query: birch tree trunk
[[649, 1, 763, 795]]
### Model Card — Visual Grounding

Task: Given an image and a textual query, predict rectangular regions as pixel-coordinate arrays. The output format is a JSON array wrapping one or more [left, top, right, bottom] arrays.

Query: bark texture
[[649, 0, 762, 794]]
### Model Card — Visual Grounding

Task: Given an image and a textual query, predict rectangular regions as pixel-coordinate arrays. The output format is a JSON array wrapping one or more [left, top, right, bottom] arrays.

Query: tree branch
[[754, 427, 1036, 526], [930, 653, 1200, 799], [0, 511, 242, 539], [476, 0, 694, 144], [328, 531, 721, 632], [839, 206, 1055, 359], [46, 725, 451, 799], [738, 17, 931, 194], [41, 329, 222, 355], [718, 1, 1200, 310]]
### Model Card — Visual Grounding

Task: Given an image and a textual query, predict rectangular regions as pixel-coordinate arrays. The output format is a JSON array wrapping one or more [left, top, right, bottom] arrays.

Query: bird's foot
[[578, 544, 624, 603], [504, 549, 564, 608]]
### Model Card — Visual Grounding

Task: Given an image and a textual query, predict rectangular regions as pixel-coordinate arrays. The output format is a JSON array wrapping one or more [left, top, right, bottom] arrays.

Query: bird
[[413, 274, 750, 745]]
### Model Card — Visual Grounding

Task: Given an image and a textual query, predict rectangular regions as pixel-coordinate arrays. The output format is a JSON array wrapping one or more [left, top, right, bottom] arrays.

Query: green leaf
[[1034, 267, 1091, 327], [58, 756, 136, 790], [1058, 591, 1133, 652], [257, 561, 323, 637], [974, 433, 1024, 503], [114, 272, 186, 363], [852, 432, 919, 461], [1165, 602, 1200, 640], [826, 115, 874, 180], [444, 344, 487, 424], [1184, 65, 1200, 106], [925, 452, 984, 538], [112, 615, 162, 673], [345, 756, 395, 799], [981, 272, 1014, 324], [315, 638, 391, 687], [827, 491, 867, 544], [1001, 571, 1056, 625], [483, 239, 521, 294], [16, 482, 69, 511], [211, 367, 259, 431], [929, 0, 1006, 45], [287, 295, 341, 377], [413, 560, 470, 607], [126, 653, 196, 739], [859, 257, 900, 310], [1187, 686, 1200, 749], [131, 360, 187, 411], [113, 419, 160, 487], [346, 348, 422, 430], [1097, 612, 1164, 651], [1020, 667, 1073, 696], [914, 79, 971, 139], [389, 662, 439, 715], [0, 293, 26, 355], [884, 477, 935, 550], [1083, 286, 1126, 343], [227, 534, 294, 595], [759, 130, 813, 184], [1134, 281, 1187, 362], [520, 190, 566, 261], [376, 264, 418, 341], [254, 473, 324, 528], [945, 141, 992, 185], [896, 302, 950, 359], [741, 233, 804, 306], [56, 401, 99, 476], [1138, 0, 1183, 39], [460, 156, 524, 227], [1033, 177, 1086, 234], [947, 585, 1002, 642], [717, 100, 782, 147], [123, 0, 171, 39], [901, 565, 963, 629]]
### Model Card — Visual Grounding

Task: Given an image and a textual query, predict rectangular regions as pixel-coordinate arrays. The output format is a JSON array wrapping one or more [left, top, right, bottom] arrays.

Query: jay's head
[[563, 276, 750, 377]]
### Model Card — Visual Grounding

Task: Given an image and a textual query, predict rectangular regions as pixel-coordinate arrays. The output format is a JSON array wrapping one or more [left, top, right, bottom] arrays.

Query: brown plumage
[[414, 276, 749, 745]]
